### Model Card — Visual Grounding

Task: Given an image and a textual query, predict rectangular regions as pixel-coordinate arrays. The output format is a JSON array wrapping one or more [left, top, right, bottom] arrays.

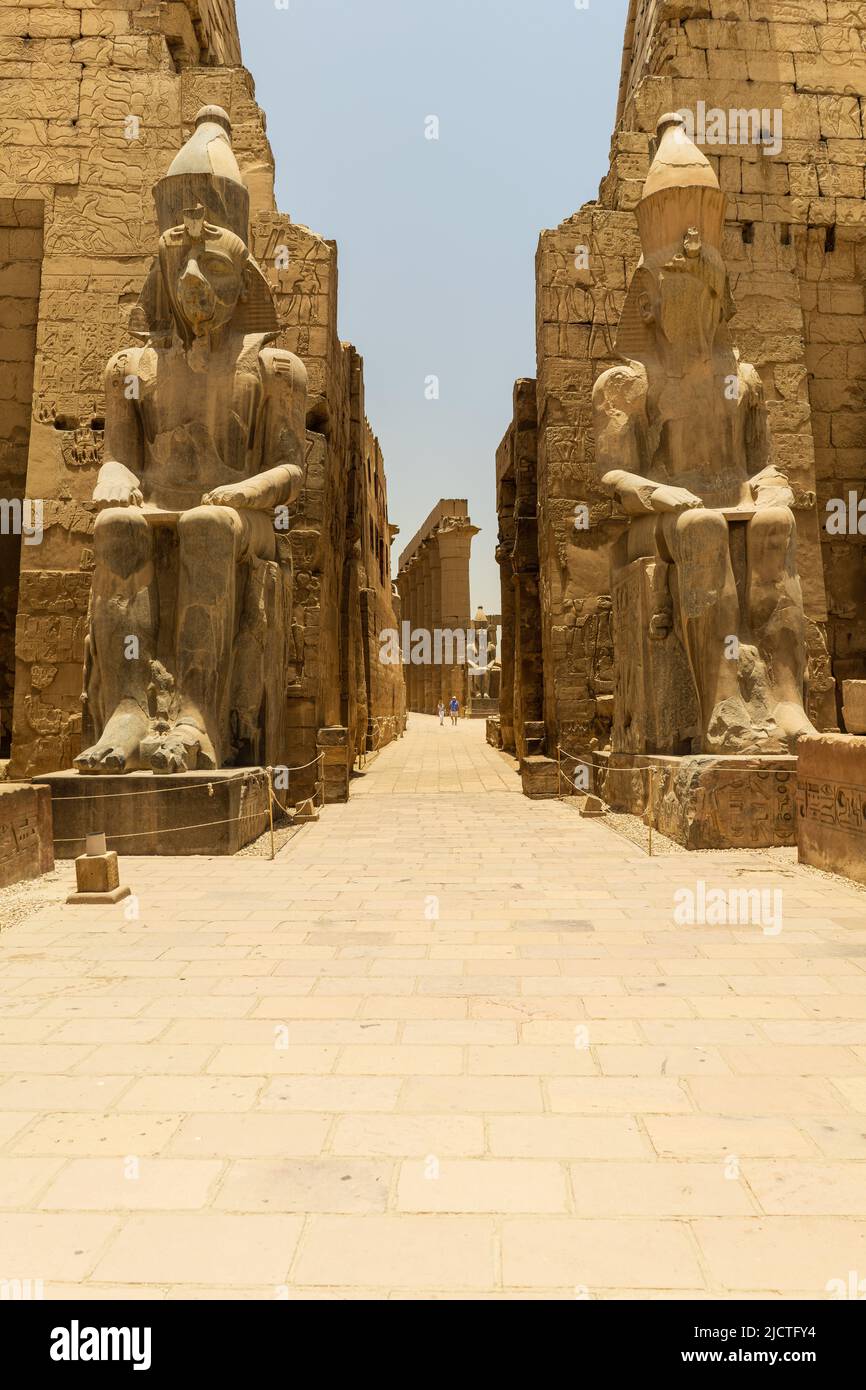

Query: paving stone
[[2, 717, 866, 1297]]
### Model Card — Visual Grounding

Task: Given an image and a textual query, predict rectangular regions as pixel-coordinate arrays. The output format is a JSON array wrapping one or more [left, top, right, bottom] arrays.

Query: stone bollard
[[67, 832, 132, 906], [842, 681, 866, 736], [293, 798, 320, 824]]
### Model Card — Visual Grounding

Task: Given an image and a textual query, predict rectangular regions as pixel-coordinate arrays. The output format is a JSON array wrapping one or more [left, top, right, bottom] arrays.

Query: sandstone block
[[0, 783, 54, 887], [798, 734, 866, 885], [842, 681, 866, 735]]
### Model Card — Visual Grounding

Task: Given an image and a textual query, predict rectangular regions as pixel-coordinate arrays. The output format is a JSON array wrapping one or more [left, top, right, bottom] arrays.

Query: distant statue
[[469, 627, 497, 700], [593, 114, 814, 756], [76, 107, 308, 774]]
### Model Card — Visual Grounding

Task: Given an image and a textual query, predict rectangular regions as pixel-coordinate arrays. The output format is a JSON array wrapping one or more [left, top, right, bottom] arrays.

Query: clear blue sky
[[237, 0, 631, 609]]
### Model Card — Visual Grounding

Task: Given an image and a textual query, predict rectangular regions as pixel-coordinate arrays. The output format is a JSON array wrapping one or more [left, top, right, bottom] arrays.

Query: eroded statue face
[[638, 232, 728, 360], [161, 211, 249, 340], [176, 244, 246, 334]]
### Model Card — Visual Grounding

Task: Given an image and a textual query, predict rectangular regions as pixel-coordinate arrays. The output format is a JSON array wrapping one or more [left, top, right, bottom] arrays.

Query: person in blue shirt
[[449, 695, 459, 726]]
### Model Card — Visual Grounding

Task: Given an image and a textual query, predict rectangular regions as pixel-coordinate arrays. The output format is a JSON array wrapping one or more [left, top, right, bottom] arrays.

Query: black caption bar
[[6, 1298, 862, 1375]]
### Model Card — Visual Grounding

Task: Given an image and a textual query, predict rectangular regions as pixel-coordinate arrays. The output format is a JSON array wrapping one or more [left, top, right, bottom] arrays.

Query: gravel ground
[[0, 814, 306, 932], [235, 817, 304, 858], [0, 862, 75, 933], [563, 793, 866, 895]]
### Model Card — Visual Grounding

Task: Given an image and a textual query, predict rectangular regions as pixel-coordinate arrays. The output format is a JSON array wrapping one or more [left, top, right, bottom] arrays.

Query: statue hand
[[93, 475, 143, 510], [650, 485, 704, 514], [202, 482, 258, 508]]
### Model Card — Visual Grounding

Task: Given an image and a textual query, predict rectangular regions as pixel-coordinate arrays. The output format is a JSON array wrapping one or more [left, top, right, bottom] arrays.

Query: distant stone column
[[428, 538, 443, 709], [497, 542, 516, 752], [419, 542, 434, 714], [405, 557, 420, 712], [437, 522, 478, 710]]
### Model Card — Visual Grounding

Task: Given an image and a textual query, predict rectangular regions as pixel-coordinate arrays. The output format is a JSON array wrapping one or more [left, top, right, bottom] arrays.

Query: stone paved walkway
[[1, 715, 866, 1299]]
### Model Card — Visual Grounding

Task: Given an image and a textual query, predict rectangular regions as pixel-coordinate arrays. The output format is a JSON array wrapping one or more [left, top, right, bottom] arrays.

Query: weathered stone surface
[[37, 768, 269, 859], [519, 755, 560, 800], [0, 782, 53, 887], [798, 733, 866, 885], [317, 726, 350, 805], [4, 1, 405, 803], [67, 847, 133, 905], [496, 0, 864, 855], [72, 106, 308, 782], [600, 752, 798, 852], [396, 502, 479, 717], [496, 382, 546, 761], [842, 680, 866, 735], [597, 113, 814, 758]]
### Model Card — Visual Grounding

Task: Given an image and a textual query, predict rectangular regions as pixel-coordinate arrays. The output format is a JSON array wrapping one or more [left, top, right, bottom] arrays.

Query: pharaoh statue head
[[130, 106, 279, 346], [616, 113, 736, 364]]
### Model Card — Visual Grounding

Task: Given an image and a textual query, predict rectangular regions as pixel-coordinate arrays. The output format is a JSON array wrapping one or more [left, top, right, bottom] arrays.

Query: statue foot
[[704, 696, 786, 756], [74, 701, 148, 775], [771, 700, 816, 751], [142, 723, 217, 774]]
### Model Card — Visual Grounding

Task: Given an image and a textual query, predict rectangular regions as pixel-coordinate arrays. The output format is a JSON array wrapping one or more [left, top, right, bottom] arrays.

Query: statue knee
[[93, 506, 149, 576], [672, 508, 728, 564], [750, 505, 795, 541], [749, 506, 796, 575], [178, 504, 243, 557]]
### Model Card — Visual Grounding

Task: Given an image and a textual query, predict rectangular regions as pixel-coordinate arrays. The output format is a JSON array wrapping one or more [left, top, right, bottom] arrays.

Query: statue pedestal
[[35, 769, 270, 858], [798, 734, 866, 885], [595, 751, 798, 850]]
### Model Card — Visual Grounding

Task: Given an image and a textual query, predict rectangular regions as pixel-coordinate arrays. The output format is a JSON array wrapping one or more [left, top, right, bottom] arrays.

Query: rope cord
[[48, 751, 326, 804], [557, 746, 796, 778], [53, 807, 270, 844]]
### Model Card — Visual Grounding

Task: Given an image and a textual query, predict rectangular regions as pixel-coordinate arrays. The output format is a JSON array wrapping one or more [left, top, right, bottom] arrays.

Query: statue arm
[[743, 364, 794, 509], [204, 347, 308, 511], [592, 363, 702, 515], [750, 465, 795, 510], [92, 351, 145, 509], [743, 363, 772, 474]]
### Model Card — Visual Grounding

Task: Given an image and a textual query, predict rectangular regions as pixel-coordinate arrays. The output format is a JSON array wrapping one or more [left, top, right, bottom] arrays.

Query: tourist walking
[[437, 700, 446, 726], [449, 695, 459, 726]]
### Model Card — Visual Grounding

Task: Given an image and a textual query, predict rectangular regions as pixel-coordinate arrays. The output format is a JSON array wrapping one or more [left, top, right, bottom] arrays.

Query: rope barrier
[[559, 766, 593, 795], [49, 752, 327, 859], [47, 750, 327, 804], [557, 745, 799, 776], [356, 715, 395, 768], [44, 772, 268, 804], [555, 745, 796, 856], [53, 809, 268, 844]]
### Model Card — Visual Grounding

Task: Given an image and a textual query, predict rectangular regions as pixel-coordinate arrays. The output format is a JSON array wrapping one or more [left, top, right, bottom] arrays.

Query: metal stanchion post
[[648, 767, 655, 858]]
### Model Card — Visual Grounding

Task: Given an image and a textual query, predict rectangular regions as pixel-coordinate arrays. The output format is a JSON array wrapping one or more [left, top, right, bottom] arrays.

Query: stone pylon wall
[[0, 201, 42, 761], [0, 0, 404, 779], [528, 0, 861, 760], [496, 379, 546, 763]]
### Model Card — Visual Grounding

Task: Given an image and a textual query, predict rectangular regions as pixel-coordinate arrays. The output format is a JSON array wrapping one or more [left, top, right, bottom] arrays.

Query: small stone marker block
[[580, 795, 606, 818], [67, 850, 131, 906], [842, 681, 866, 736], [293, 798, 320, 824]]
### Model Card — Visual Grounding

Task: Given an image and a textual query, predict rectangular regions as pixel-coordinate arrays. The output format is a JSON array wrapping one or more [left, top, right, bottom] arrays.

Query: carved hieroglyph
[[593, 114, 815, 757], [75, 107, 308, 775]]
